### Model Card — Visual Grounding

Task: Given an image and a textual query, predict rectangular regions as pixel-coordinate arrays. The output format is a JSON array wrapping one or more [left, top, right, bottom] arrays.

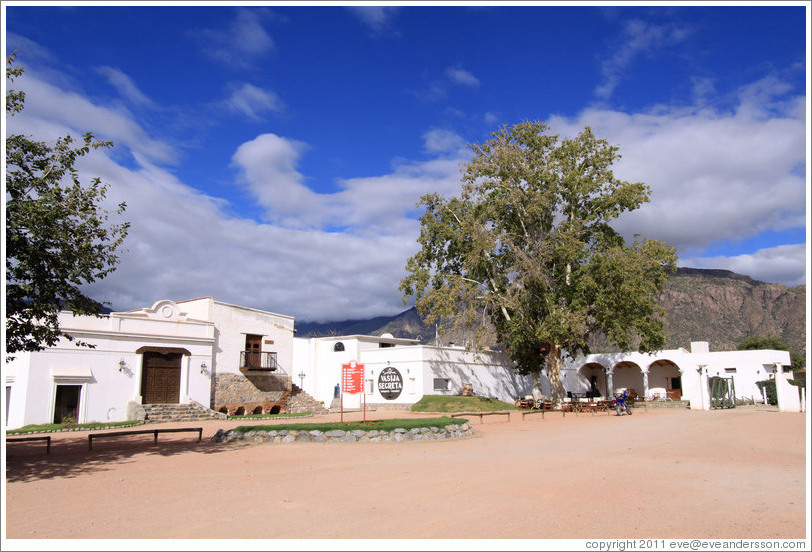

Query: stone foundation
[[365, 403, 414, 411], [211, 422, 474, 444], [214, 372, 289, 416]]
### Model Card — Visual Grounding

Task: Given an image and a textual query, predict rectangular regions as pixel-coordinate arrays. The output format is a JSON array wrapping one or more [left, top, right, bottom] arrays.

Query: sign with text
[[378, 366, 403, 400], [342, 361, 364, 395]]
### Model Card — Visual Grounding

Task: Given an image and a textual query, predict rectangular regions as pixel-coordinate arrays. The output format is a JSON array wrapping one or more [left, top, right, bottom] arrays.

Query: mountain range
[[295, 268, 807, 356]]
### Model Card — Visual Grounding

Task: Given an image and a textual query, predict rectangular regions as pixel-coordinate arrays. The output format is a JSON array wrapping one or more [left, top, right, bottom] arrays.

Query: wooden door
[[141, 352, 182, 404], [245, 334, 262, 369], [666, 376, 682, 400]]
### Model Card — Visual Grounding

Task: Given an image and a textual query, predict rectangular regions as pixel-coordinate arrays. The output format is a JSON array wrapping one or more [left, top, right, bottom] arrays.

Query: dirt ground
[[3, 405, 809, 545]]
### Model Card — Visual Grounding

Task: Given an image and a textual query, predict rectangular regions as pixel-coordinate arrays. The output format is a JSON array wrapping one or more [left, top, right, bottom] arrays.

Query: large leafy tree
[[5, 54, 129, 358], [400, 121, 677, 401]]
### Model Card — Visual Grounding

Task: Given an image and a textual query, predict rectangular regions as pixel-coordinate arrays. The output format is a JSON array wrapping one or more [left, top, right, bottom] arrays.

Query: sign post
[[341, 360, 365, 423]]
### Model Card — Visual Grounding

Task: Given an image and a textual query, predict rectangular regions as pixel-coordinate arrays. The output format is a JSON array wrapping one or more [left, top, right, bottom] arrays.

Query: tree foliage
[[400, 121, 677, 401], [5, 53, 130, 358]]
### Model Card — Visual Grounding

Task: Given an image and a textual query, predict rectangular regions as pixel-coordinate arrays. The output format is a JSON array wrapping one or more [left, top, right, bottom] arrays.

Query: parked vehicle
[[613, 391, 632, 416]]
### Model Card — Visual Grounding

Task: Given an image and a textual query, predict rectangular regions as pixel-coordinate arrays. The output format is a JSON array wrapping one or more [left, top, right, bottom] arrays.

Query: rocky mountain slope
[[296, 268, 807, 355]]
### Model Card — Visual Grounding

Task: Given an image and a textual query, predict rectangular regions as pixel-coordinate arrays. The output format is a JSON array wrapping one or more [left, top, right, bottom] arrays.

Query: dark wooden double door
[[141, 352, 182, 404]]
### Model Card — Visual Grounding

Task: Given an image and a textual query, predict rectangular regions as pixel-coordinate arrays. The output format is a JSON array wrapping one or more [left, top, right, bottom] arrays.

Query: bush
[[755, 379, 777, 405]]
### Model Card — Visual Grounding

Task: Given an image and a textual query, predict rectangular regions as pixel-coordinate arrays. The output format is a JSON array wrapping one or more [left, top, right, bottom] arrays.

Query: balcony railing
[[240, 351, 282, 373]]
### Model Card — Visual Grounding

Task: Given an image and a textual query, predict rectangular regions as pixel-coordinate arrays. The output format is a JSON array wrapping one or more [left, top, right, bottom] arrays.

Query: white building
[[295, 336, 799, 412], [560, 341, 796, 410], [293, 334, 535, 409], [177, 297, 296, 416], [5, 297, 802, 429], [4, 298, 297, 429]]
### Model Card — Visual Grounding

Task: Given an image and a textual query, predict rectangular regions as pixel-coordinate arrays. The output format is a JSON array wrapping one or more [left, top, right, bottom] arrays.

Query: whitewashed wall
[[561, 342, 793, 410], [5, 303, 215, 429], [180, 298, 295, 377], [292, 335, 419, 409]]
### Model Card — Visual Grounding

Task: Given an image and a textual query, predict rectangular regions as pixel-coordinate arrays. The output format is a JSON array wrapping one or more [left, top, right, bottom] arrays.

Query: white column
[[692, 364, 710, 411], [132, 354, 144, 403], [642, 369, 650, 400], [606, 368, 614, 397], [775, 363, 801, 412], [181, 355, 191, 403]]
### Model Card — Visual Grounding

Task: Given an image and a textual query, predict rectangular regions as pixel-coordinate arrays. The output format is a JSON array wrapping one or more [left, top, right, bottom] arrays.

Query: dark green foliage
[[401, 121, 677, 400], [5, 54, 129, 358], [755, 379, 778, 405]]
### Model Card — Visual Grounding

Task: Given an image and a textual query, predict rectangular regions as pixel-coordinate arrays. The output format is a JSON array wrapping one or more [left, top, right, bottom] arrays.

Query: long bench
[[521, 409, 568, 420], [7, 435, 51, 454], [88, 427, 203, 450], [450, 411, 511, 422]]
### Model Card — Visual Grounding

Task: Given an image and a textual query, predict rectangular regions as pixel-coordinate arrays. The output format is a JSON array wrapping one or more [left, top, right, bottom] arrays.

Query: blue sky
[[3, 2, 809, 323]]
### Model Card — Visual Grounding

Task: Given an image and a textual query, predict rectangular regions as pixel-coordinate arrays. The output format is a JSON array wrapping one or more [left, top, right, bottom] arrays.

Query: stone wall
[[214, 372, 289, 415], [211, 422, 474, 444], [366, 403, 413, 411]]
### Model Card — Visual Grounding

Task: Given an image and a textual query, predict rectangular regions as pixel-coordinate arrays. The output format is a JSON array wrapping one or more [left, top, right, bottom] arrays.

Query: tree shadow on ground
[[5, 431, 252, 483]]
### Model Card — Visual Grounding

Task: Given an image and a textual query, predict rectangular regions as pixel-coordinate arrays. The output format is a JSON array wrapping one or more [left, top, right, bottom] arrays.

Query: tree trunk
[[531, 370, 544, 399], [547, 343, 565, 403]]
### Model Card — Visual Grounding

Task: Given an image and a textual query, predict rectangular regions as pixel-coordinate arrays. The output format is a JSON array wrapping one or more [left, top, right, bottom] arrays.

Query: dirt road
[[4, 405, 808, 543]]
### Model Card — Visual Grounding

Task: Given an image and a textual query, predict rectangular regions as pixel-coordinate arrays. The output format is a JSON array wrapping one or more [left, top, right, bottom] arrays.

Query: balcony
[[239, 351, 281, 373]]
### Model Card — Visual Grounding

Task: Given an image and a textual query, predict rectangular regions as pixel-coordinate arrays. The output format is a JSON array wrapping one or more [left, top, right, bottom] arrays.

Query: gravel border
[[211, 421, 475, 444]]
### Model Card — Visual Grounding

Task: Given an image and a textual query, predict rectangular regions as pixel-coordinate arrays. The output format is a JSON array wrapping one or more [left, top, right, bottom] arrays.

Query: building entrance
[[141, 351, 182, 404]]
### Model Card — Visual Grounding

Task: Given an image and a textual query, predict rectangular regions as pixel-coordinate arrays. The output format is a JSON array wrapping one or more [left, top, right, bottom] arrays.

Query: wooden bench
[[450, 411, 511, 423], [7, 435, 51, 454], [88, 427, 203, 450], [521, 408, 569, 420]]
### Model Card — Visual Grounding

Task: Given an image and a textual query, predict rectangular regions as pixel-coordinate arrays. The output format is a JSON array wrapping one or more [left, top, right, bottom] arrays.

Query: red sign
[[342, 361, 364, 395]]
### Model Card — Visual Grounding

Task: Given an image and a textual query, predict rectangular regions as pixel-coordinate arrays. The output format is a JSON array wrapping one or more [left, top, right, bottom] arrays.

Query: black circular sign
[[377, 366, 403, 400]]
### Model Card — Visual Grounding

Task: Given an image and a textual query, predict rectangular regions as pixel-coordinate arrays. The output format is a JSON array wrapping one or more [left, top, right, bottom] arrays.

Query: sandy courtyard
[[3, 405, 809, 544]]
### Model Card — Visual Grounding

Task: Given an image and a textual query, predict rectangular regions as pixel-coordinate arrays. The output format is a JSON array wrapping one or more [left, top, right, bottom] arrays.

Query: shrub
[[756, 379, 777, 405]]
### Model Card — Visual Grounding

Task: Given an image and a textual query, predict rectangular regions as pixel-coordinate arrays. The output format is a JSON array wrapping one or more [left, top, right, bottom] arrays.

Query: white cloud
[[97, 66, 155, 107], [74, 152, 419, 322], [681, 244, 807, 287], [8, 60, 805, 324], [346, 6, 400, 34], [415, 67, 480, 103], [224, 83, 285, 120], [230, 133, 323, 227], [7, 71, 177, 165], [6, 32, 57, 64], [230, 133, 466, 234], [422, 129, 467, 155], [547, 87, 806, 257], [445, 67, 480, 88], [595, 19, 691, 99], [195, 8, 275, 68]]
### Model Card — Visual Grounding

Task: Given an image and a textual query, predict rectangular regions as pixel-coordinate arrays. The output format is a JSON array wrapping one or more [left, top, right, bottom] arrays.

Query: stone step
[[142, 401, 226, 422]]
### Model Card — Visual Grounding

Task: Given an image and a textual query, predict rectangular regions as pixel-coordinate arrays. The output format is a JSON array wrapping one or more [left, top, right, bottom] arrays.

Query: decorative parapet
[[210, 422, 474, 444]]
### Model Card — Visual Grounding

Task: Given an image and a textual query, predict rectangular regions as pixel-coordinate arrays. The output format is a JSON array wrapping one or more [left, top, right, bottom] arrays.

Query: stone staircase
[[282, 384, 330, 415], [140, 401, 227, 423]]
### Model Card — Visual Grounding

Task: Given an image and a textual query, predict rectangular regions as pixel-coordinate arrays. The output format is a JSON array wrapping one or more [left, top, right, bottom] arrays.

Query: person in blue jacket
[[614, 390, 632, 415]]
